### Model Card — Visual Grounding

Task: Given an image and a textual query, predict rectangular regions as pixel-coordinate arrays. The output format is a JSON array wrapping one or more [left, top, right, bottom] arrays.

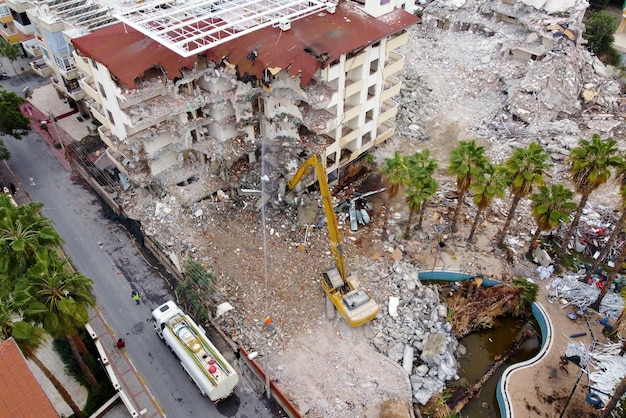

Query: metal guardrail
[[238, 347, 302, 418]]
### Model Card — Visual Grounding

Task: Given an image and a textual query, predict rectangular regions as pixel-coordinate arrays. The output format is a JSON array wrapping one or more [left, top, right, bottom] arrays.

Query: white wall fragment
[[389, 296, 400, 317]]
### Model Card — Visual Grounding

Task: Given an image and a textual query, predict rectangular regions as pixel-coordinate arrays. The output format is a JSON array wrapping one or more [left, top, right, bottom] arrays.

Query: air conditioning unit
[[279, 19, 291, 31], [327, 3, 336, 13]]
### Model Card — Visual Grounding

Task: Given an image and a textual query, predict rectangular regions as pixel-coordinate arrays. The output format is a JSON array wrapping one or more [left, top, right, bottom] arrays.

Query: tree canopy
[[0, 195, 95, 416], [0, 89, 30, 159], [0, 38, 23, 74], [583, 11, 617, 57]]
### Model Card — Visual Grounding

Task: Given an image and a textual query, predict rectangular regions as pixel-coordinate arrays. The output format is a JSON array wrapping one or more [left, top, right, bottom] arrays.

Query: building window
[[45, 30, 68, 55], [54, 55, 75, 72], [380, 0, 390, 4], [66, 78, 80, 92], [10, 10, 30, 26], [40, 47, 50, 60], [98, 83, 107, 98], [0, 5, 10, 18], [107, 111, 114, 125]]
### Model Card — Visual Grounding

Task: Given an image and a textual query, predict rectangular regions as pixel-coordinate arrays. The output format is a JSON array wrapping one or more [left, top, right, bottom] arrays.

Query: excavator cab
[[322, 268, 379, 327]]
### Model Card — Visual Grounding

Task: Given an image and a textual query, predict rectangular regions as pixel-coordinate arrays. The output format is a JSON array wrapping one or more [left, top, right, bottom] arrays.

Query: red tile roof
[[72, 2, 419, 88], [0, 338, 58, 418]]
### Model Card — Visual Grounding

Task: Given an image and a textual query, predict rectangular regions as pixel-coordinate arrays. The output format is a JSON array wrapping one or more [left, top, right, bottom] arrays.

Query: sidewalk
[[87, 309, 164, 418], [21, 83, 94, 172]]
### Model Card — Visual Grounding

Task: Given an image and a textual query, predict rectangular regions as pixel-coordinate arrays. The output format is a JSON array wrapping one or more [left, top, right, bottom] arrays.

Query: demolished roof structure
[[72, 1, 420, 206], [112, 0, 339, 58], [73, 3, 419, 88]]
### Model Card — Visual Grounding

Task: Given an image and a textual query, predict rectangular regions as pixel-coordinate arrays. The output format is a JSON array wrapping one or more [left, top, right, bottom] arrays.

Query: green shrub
[[584, 11, 617, 57], [53, 329, 117, 417]]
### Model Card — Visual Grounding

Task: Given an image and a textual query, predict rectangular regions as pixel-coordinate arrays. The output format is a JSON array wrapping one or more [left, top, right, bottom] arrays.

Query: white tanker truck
[[152, 300, 239, 402]]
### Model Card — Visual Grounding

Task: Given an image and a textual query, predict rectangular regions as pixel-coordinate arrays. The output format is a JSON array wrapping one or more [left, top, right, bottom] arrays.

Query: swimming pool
[[418, 269, 549, 418]]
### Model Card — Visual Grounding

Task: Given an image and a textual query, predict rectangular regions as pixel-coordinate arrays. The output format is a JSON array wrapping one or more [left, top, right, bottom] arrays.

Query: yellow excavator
[[287, 154, 380, 327]]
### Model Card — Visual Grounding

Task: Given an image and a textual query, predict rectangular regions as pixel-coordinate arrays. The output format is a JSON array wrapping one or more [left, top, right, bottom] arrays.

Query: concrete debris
[[367, 261, 460, 405], [112, 0, 626, 412]]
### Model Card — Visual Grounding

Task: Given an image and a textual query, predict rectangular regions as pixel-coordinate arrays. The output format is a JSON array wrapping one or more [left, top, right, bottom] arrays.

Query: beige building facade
[[71, 1, 419, 204]]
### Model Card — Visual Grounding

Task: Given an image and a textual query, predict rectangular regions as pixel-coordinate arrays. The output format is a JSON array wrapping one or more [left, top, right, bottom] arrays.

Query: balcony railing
[[386, 31, 409, 52], [88, 101, 109, 128], [375, 120, 395, 145], [339, 125, 360, 147], [22, 39, 42, 58], [6, 0, 30, 13], [382, 51, 405, 79], [54, 61, 77, 77], [65, 86, 86, 101], [31, 59, 53, 77], [380, 75, 401, 103], [73, 51, 92, 76], [378, 99, 398, 125], [79, 76, 100, 103], [344, 78, 364, 99]]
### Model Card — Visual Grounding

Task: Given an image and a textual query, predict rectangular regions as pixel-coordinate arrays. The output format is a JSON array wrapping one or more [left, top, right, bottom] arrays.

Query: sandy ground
[[505, 281, 609, 418]]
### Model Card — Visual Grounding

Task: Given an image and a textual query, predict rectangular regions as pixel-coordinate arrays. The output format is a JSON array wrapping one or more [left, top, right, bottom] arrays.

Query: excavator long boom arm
[[287, 155, 347, 281]]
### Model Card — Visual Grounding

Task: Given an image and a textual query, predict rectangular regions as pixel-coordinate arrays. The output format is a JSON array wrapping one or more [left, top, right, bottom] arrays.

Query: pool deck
[[503, 280, 609, 417]]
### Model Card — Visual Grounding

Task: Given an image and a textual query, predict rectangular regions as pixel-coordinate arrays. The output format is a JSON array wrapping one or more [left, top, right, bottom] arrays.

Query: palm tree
[[404, 150, 438, 237], [556, 135, 620, 265], [0, 197, 63, 277], [467, 163, 508, 243], [583, 153, 626, 283], [405, 176, 438, 237], [497, 142, 551, 248], [0, 38, 24, 75], [448, 140, 488, 233], [602, 376, 626, 417], [528, 184, 576, 257], [24, 249, 99, 390], [380, 151, 409, 239], [0, 195, 92, 413], [0, 288, 86, 418]]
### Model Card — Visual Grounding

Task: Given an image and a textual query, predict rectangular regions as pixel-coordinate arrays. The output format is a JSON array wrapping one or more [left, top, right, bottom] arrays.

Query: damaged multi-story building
[[69, 0, 420, 205], [421, 0, 588, 61]]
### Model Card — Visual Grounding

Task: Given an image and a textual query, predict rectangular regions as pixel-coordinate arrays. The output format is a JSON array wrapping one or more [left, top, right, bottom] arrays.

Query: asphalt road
[[1, 75, 277, 418]]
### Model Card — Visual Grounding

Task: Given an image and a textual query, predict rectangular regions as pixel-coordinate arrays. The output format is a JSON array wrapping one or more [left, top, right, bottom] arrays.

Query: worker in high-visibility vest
[[264, 316, 274, 331], [132, 290, 140, 305]]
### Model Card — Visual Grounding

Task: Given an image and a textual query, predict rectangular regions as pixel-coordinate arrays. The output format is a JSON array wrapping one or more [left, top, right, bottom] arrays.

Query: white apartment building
[[4, 0, 130, 114], [67, 0, 419, 205]]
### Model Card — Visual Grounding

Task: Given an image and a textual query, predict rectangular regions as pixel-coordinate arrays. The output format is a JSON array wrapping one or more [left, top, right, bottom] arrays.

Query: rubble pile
[[397, 0, 624, 162], [115, 0, 626, 413], [364, 261, 461, 405]]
